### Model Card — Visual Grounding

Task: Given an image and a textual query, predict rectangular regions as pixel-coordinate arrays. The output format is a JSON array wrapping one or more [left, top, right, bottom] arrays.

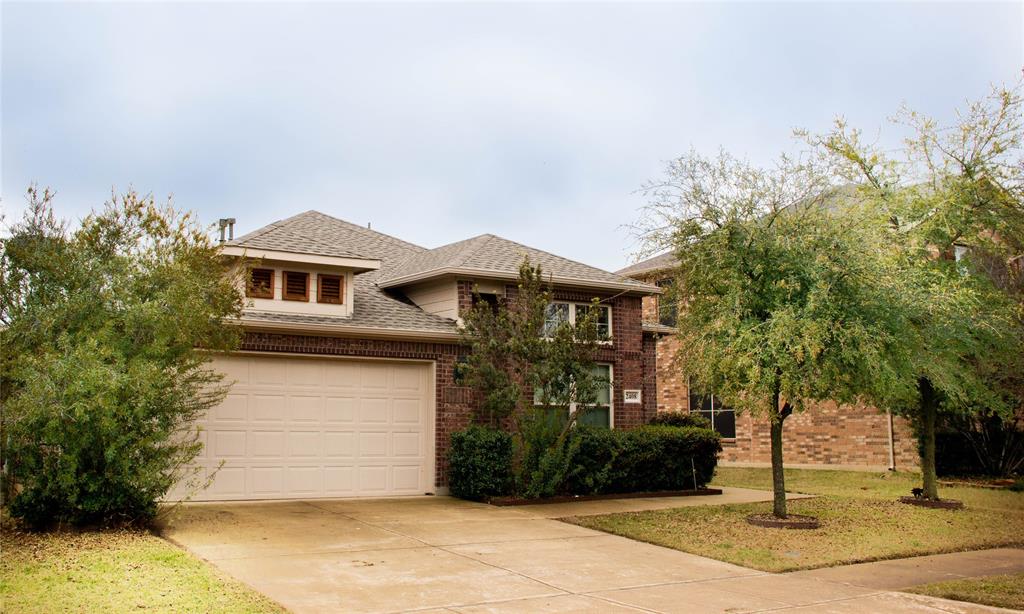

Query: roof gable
[[228, 210, 424, 265], [378, 234, 656, 293]]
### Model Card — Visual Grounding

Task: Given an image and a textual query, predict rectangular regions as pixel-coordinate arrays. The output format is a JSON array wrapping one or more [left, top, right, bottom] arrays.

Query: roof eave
[[620, 264, 676, 279], [378, 267, 661, 295], [232, 317, 461, 342], [220, 246, 382, 272]]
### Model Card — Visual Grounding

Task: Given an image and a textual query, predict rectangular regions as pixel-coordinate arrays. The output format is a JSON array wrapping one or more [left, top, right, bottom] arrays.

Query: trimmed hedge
[[647, 411, 713, 430], [566, 425, 721, 495], [448, 424, 721, 500], [447, 425, 513, 501]]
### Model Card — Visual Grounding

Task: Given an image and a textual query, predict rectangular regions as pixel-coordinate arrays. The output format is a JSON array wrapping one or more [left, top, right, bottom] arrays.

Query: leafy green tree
[[637, 153, 915, 518], [457, 259, 605, 496], [814, 83, 1024, 499], [1, 187, 244, 527]]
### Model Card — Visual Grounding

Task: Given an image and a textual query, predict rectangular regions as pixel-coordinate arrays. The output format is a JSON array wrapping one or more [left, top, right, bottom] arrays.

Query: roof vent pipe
[[218, 218, 236, 244]]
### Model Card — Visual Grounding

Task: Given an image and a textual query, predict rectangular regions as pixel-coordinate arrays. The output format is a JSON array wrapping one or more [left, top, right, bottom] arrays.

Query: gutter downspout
[[887, 409, 896, 471]]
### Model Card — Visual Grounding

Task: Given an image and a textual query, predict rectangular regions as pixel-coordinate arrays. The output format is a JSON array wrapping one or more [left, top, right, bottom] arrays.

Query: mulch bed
[[487, 488, 723, 507], [938, 478, 1017, 490], [745, 513, 821, 529], [898, 496, 965, 510]]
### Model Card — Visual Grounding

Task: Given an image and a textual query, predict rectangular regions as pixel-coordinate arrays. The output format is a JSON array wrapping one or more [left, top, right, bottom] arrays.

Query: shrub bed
[[447, 425, 514, 501], [448, 424, 721, 500], [646, 412, 713, 430]]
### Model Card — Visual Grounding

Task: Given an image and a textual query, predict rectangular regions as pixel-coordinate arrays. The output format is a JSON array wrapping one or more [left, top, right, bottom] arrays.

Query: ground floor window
[[534, 363, 613, 428], [688, 384, 736, 438]]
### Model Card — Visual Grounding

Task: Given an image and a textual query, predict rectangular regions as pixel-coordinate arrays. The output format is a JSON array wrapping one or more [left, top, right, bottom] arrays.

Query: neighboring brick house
[[179, 211, 660, 501], [617, 253, 920, 471]]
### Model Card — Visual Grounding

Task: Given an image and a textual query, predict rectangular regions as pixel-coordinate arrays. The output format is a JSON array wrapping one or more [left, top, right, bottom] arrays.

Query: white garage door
[[183, 354, 433, 501]]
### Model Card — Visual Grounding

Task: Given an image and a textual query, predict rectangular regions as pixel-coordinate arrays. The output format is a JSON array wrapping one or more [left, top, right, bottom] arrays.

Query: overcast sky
[[2, 2, 1021, 271]]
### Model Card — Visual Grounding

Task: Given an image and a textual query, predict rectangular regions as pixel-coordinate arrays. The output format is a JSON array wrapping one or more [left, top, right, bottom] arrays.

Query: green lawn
[[905, 573, 1024, 610], [711, 466, 1023, 511], [1, 527, 282, 613], [565, 466, 1024, 572]]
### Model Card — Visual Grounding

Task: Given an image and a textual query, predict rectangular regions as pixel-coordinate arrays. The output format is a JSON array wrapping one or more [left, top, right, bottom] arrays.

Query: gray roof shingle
[[378, 234, 656, 292], [641, 321, 676, 335], [231, 211, 656, 336], [232, 211, 457, 336], [240, 276, 458, 336], [616, 252, 677, 278], [228, 210, 421, 262]]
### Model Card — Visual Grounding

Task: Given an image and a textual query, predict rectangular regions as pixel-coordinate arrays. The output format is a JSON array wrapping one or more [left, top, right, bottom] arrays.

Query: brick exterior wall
[[238, 283, 659, 489], [636, 275, 920, 470], [721, 402, 919, 470]]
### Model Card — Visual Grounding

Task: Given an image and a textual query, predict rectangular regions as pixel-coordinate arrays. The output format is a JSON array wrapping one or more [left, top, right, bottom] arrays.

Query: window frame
[[282, 270, 310, 302], [246, 268, 275, 299], [533, 363, 614, 429], [655, 278, 678, 327], [544, 301, 613, 340], [687, 377, 736, 440], [316, 273, 344, 305]]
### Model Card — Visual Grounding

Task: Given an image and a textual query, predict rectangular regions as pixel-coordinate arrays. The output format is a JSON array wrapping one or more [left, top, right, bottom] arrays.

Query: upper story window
[[282, 271, 310, 301], [656, 278, 678, 327], [544, 302, 611, 339], [473, 292, 500, 314], [317, 274, 344, 304], [247, 268, 275, 299]]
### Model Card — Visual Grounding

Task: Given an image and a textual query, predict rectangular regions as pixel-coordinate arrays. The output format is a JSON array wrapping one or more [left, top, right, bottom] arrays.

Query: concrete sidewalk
[[161, 494, 1023, 614], [790, 548, 1024, 590], [505, 486, 814, 518]]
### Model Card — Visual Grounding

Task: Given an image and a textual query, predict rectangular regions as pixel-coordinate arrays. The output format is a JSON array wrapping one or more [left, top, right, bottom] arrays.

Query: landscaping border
[[899, 496, 965, 510], [745, 513, 821, 529], [487, 488, 722, 506]]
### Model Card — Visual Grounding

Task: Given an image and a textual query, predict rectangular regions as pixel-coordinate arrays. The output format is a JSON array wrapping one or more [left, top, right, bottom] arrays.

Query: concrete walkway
[[160, 492, 1023, 614], [790, 548, 1024, 591], [502, 486, 813, 518]]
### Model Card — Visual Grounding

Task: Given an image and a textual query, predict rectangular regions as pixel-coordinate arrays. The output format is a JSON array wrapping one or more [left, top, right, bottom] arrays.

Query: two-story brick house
[[182, 211, 662, 501], [618, 252, 921, 471]]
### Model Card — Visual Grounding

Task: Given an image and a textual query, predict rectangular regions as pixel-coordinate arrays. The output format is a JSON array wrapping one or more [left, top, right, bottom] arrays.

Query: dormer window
[[282, 271, 309, 301], [247, 268, 275, 299], [317, 274, 344, 304]]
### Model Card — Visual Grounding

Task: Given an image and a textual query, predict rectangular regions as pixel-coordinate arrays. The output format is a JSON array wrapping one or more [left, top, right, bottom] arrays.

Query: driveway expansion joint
[[163, 497, 1023, 614]]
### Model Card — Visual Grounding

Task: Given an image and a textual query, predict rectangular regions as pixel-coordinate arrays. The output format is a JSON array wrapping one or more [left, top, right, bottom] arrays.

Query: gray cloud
[[3, 1, 1020, 270]]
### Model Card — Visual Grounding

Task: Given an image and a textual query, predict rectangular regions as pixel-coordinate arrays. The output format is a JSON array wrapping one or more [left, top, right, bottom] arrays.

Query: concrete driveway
[[160, 491, 1015, 614]]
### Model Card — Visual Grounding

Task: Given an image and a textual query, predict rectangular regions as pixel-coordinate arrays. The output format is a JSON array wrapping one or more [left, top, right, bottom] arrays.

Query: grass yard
[[710, 466, 1023, 511], [1, 527, 282, 613], [565, 466, 1024, 572], [905, 573, 1024, 611]]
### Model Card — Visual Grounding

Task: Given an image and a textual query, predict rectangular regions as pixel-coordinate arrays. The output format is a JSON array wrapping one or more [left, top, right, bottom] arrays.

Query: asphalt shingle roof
[[641, 321, 676, 335], [227, 210, 421, 262], [615, 251, 677, 278], [240, 275, 458, 335], [231, 211, 457, 336], [231, 211, 656, 336], [378, 234, 655, 291]]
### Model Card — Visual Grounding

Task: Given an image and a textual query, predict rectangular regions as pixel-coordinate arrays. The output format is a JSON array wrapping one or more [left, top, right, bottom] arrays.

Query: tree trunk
[[770, 384, 789, 519], [919, 377, 939, 500]]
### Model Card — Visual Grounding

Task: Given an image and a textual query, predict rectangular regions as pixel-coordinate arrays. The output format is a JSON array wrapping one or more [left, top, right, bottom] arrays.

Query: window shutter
[[283, 271, 309, 301], [247, 268, 274, 299], [317, 274, 344, 304]]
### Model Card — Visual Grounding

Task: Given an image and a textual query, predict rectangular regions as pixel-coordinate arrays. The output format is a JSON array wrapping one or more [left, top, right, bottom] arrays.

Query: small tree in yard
[[458, 259, 604, 497], [815, 83, 1024, 500], [0, 187, 244, 528], [636, 153, 915, 518]]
